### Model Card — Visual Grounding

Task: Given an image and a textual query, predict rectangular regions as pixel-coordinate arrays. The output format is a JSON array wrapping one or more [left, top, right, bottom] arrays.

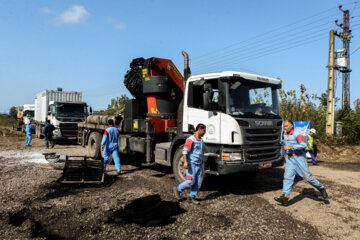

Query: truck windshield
[[227, 82, 281, 118], [23, 110, 34, 117], [56, 104, 87, 116]]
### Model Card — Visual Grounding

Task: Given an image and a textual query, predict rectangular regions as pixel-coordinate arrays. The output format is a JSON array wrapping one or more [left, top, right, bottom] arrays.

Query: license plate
[[259, 162, 272, 169], [68, 137, 77, 140]]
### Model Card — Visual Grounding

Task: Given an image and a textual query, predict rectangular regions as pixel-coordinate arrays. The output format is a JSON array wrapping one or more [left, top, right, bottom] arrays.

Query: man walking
[[101, 119, 121, 174], [275, 120, 328, 206], [173, 123, 206, 204], [25, 117, 34, 147], [305, 128, 317, 165], [44, 120, 55, 148]]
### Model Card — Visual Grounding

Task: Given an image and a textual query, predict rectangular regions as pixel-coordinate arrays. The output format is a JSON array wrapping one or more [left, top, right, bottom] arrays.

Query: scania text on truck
[[78, 53, 284, 182], [34, 88, 90, 141]]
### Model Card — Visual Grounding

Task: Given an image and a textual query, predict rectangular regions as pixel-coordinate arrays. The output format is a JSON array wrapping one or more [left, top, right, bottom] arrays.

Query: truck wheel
[[172, 144, 187, 183], [87, 132, 102, 159]]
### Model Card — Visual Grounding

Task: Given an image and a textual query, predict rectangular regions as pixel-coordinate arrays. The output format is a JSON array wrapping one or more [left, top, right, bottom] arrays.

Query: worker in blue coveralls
[[101, 119, 121, 175], [25, 117, 34, 147], [173, 123, 206, 205], [305, 128, 318, 165], [275, 120, 328, 206]]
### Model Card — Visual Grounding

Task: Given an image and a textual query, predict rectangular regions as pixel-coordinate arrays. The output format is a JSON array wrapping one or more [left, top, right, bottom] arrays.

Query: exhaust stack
[[182, 51, 191, 86]]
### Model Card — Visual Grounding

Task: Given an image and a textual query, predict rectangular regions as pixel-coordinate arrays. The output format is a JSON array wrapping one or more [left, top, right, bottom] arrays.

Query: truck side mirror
[[89, 106, 93, 115], [203, 83, 212, 110], [203, 92, 211, 110]]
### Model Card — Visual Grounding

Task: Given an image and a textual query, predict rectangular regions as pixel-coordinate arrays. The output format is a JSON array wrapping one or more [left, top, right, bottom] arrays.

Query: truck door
[[184, 80, 221, 144]]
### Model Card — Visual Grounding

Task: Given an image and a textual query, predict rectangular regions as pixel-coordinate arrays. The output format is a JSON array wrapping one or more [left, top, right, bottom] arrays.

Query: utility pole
[[335, 6, 352, 110], [326, 30, 335, 135], [326, 6, 353, 135]]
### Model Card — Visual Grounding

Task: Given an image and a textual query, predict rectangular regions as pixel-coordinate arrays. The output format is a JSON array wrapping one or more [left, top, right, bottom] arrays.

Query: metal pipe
[[182, 51, 191, 86]]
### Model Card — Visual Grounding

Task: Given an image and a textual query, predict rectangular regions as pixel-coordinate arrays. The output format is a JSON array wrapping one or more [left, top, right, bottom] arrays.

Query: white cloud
[[56, 5, 90, 25], [115, 23, 126, 30], [40, 7, 53, 14]]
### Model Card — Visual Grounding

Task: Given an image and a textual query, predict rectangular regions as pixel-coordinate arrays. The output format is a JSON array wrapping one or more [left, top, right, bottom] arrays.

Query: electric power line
[[192, 17, 360, 70], [190, 2, 358, 62], [350, 45, 360, 55], [193, 25, 360, 74], [192, 15, 342, 67], [193, 30, 331, 73]]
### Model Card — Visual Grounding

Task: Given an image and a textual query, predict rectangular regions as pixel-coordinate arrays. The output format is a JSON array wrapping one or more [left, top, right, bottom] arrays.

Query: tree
[[9, 106, 17, 119], [106, 94, 129, 115], [354, 98, 360, 114]]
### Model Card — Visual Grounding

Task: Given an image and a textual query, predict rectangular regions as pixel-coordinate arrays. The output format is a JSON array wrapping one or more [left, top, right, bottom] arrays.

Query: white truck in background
[[13, 104, 35, 132], [34, 88, 90, 141]]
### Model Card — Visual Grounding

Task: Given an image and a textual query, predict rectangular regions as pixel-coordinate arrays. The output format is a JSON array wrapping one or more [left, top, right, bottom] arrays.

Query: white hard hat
[[310, 128, 316, 134]]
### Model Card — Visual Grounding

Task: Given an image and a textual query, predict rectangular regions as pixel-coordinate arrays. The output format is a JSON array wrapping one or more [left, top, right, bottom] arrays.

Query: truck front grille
[[60, 123, 78, 137], [245, 147, 280, 162], [244, 128, 281, 145], [243, 126, 281, 162]]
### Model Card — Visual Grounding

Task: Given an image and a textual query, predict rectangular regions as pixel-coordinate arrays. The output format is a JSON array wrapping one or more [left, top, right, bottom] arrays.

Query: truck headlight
[[222, 152, 243, 161], [54, 129, 60, 135]]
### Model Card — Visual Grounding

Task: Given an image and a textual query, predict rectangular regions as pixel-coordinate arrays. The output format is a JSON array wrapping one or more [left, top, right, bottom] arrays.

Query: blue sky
[[1, 0, 360, 113]]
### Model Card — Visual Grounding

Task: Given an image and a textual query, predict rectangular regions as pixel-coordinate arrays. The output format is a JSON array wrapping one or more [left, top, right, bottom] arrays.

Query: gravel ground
[[0, 130, 359, 239]]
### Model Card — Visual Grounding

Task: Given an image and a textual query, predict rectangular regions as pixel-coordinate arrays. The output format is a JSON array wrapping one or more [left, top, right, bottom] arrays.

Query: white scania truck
[[34, 88, 90, 141], [78, 54, 284, 183]]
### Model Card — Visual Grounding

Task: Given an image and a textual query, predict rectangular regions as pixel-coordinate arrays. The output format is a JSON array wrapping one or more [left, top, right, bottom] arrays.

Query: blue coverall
[[25, 122, 33, 146], [101, 126, 121, 172], [282, 129, 324, 198], [177, 134, 204, 199]]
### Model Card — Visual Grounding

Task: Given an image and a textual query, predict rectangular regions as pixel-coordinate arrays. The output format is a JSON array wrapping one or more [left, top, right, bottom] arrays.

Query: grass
[[0, 114, 15, 128]]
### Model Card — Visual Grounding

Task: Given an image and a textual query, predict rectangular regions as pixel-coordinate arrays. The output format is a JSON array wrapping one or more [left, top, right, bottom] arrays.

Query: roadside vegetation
[[0, 106, 16, 128], [279, 84, 360, 145]]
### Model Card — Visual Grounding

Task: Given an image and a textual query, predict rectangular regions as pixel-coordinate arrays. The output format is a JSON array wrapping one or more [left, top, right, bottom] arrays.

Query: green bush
[[0, 114, 15, 128]]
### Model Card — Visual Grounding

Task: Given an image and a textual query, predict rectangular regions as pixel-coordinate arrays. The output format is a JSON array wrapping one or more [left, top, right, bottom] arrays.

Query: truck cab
[[47, 101, 88, 139], [178, 71, 283, 177], [34, 89, 90, 141]]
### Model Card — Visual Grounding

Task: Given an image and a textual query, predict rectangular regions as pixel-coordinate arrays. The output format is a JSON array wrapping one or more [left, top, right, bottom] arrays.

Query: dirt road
[[0, 130, 359, 239]]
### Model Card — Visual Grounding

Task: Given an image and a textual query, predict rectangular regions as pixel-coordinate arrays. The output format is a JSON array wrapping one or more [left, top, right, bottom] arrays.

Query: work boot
[[187, 197, 200, 205], [51, 144, 55, 148], [274, 195, 289, 206], [173, 187, 181, 200], [319, 188, 328, 199]]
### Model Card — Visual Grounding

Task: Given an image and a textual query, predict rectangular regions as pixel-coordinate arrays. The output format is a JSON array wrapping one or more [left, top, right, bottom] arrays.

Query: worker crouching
[[275, 120, 328, 206]]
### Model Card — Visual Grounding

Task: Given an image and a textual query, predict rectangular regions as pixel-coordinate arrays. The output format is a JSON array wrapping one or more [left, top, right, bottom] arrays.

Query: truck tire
[[87, 132, 102, 159], [172, 144, 187, 183]]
